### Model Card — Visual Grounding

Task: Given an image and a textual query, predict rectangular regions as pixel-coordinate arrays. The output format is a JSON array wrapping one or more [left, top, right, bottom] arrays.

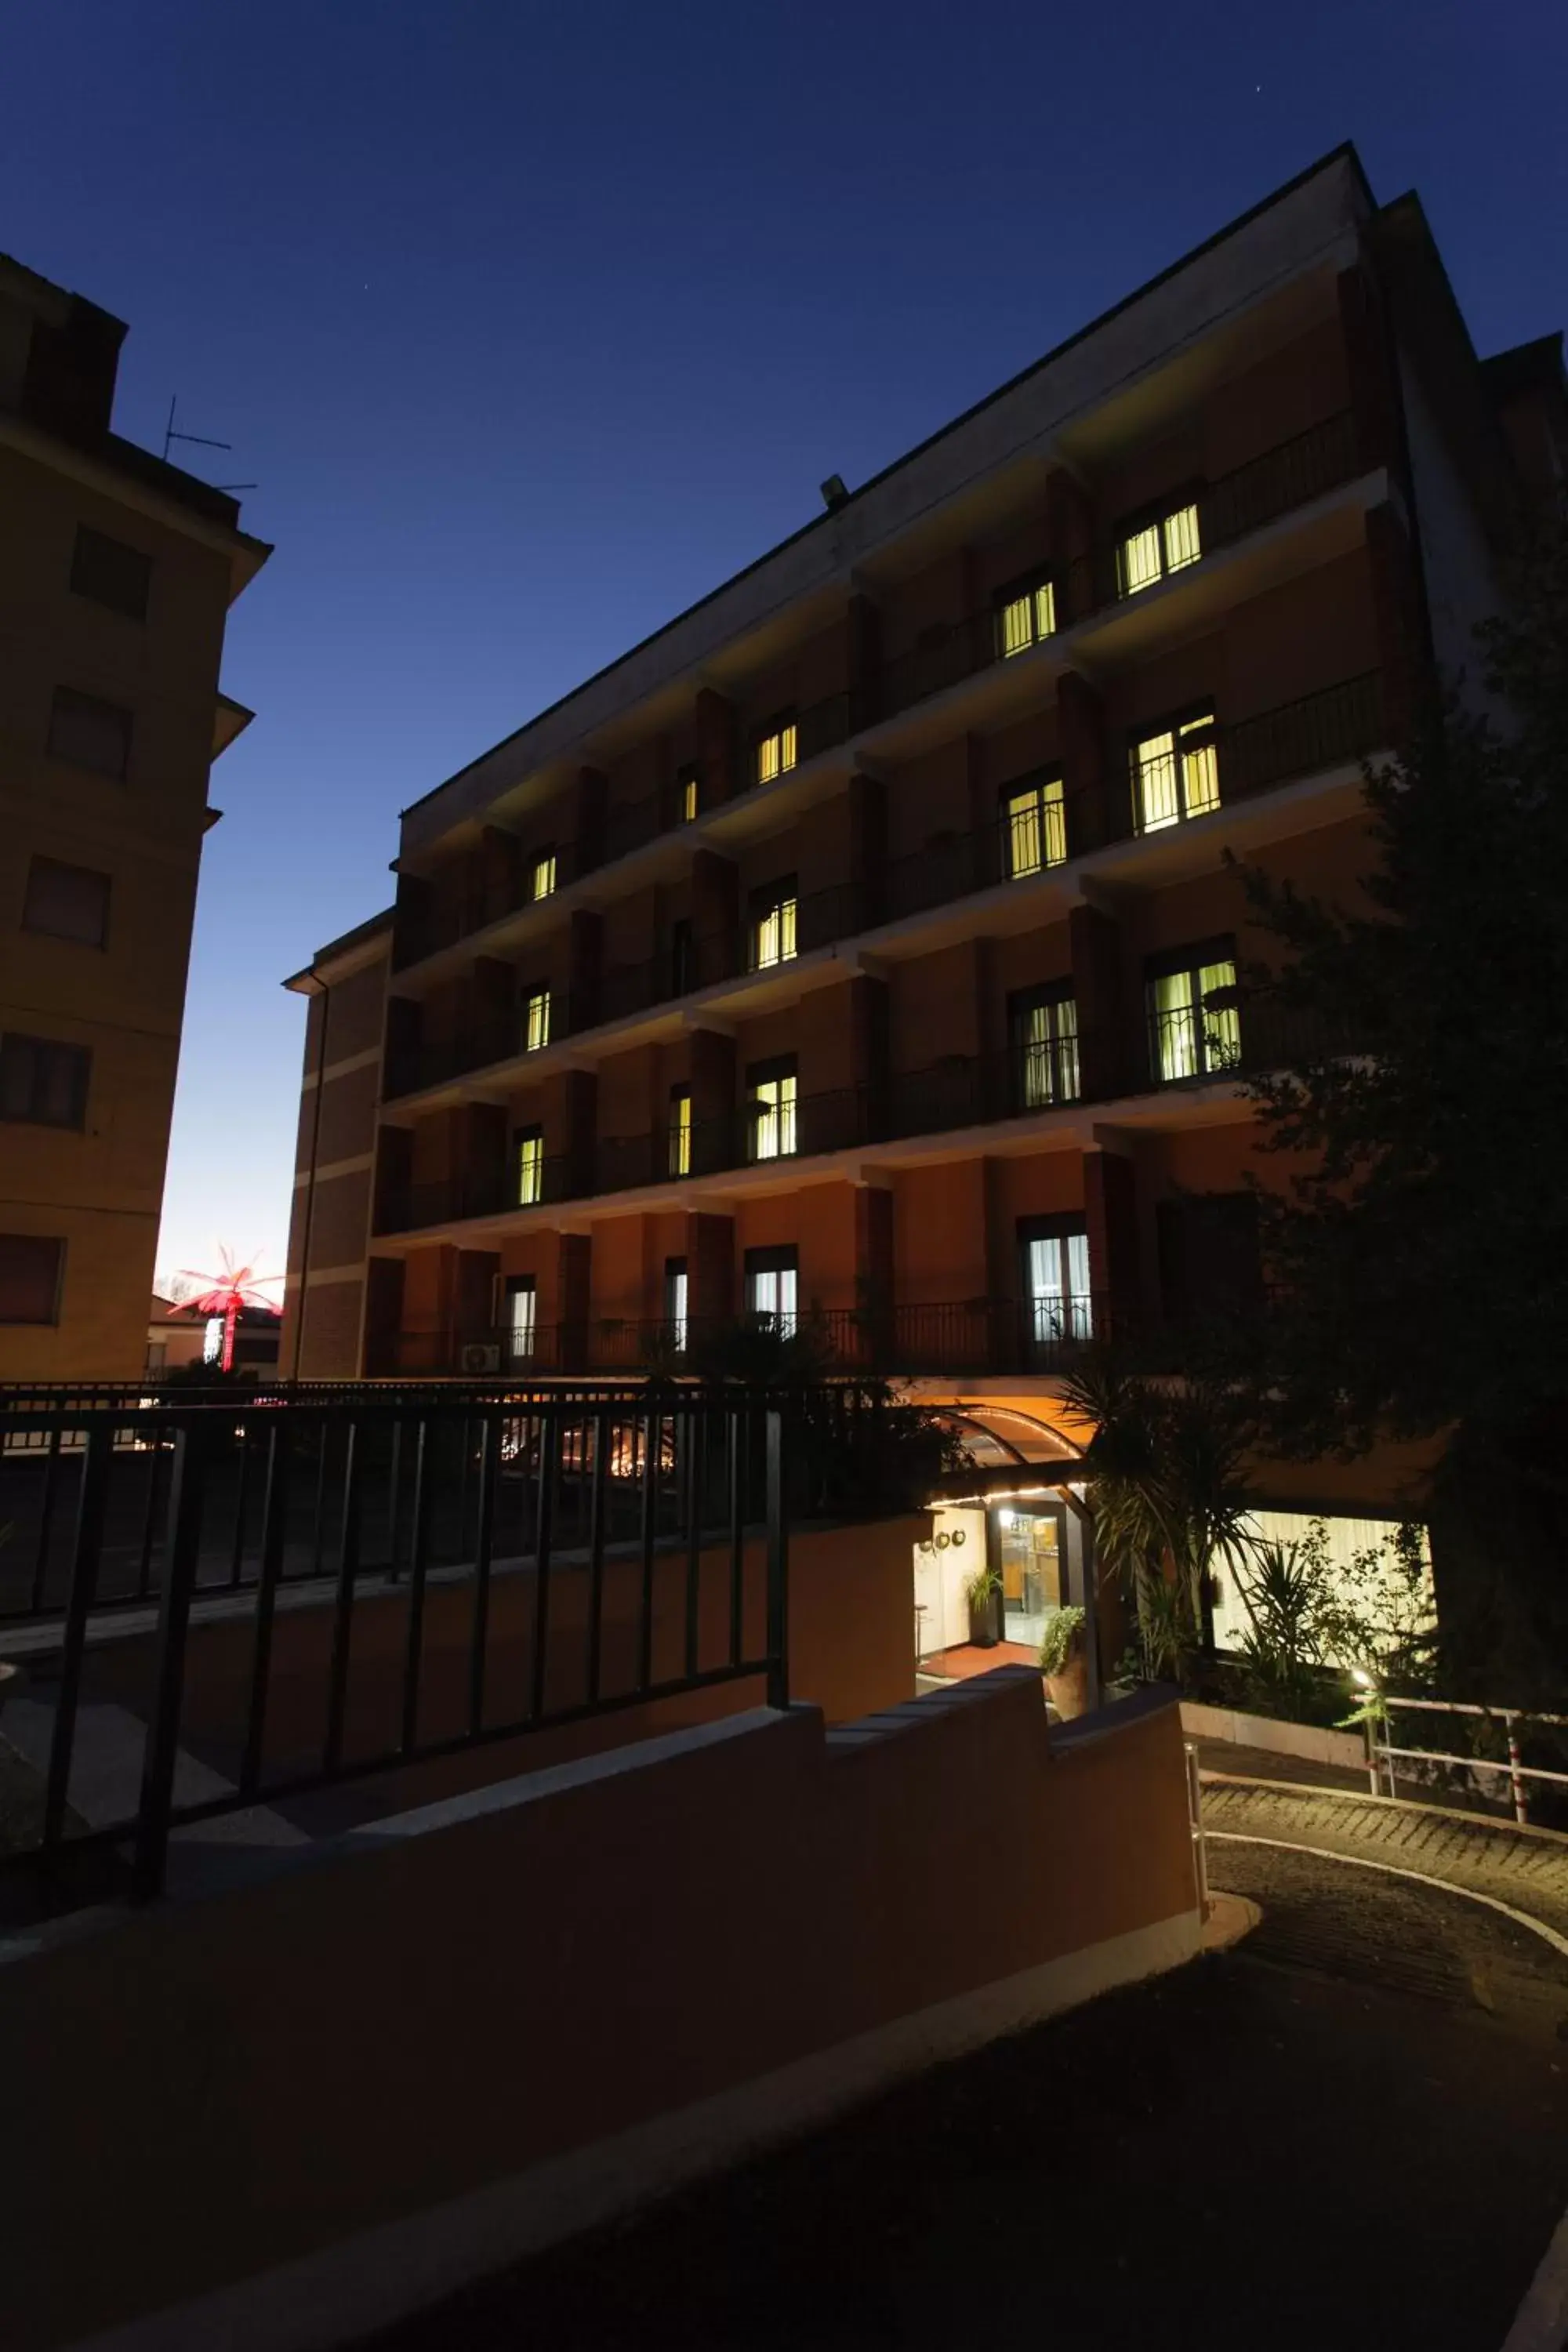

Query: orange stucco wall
[[2, 1679, 1196, 2349]]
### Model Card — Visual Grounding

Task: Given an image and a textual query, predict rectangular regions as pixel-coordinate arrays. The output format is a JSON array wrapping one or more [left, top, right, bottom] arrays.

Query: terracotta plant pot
[[1045, 1653, 1089, 1720]]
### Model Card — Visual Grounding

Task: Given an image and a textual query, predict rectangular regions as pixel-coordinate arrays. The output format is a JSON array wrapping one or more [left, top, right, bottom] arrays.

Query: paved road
[[365, 1852, 1568, 2352], [1201, 1769, 1568, 1940]]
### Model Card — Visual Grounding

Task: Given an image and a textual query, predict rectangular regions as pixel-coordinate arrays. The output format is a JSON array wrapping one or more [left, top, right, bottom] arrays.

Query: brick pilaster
[[1083, 1149, 1141, 1341], [1069, 902, 1127, 1102], [1058, 670, 1111, 852], [695, 688, 738, 808], [684, 1211, 735, 1334], [556, 1232, 592, 1369], [690, 849, 739, 985]]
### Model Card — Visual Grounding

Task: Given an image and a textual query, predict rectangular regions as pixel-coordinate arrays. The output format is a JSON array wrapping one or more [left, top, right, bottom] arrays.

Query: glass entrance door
[[996, 1504, 1066, 1647]]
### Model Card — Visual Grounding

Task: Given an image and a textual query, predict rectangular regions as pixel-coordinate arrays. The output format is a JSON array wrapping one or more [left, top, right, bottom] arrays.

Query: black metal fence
[[0, 1388, 790, 1904]]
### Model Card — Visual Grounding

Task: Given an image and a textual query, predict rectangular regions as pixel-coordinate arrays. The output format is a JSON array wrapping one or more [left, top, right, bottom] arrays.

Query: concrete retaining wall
[[1181, 1697, 1366, 1772], [2, 1676, 1199, 2351]]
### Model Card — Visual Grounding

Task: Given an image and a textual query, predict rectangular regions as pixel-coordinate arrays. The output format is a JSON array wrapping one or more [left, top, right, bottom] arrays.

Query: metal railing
[[0, 1388, 791, 1901], [374, 990, 1352, 1238], [392, 412, 1367, 974], [388, 1295, 1117, 1381], [382, 667, 1384, 1108], [1367, 1696, 1568, 1824]]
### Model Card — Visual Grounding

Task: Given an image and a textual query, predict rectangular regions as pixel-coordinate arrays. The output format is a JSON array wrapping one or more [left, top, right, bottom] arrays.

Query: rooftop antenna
[[162, 394, 256, 492]]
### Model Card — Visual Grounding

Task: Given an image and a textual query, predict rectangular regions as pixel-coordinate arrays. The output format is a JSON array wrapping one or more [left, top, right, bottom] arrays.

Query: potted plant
[[964, 1563, 1002, 1649], [1038, 1605, 1088, 1719]]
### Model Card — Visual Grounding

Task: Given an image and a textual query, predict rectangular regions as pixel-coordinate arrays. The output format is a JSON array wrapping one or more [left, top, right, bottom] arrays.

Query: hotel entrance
[[995, 1501, 1068, 1650]]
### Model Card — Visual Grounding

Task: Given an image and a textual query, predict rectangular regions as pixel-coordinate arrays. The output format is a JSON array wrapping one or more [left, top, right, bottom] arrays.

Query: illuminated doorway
[[996, 1501, 1067, 1648]]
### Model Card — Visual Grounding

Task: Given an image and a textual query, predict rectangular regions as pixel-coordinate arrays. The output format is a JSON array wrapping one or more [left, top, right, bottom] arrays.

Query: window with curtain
[[996, 574, 1058, 659], [669, 1087, 692, 1178], [531, 850, 557, 901], [1147, 949, 1242, 1083], [664, 1256, 688, 1349], [745, 1246, 798, 1334], [747, 1060, 797, 1162], [0, 1033, 90, 1129], [523, 987, 552, 1052], [515, 1124, 544, 1207], [1118, 499, 1203, 597], [1132, 707, 1219, 833], [678, 767, 699, 823], [750, 878, 798, 971], [756, 716, 798, 786], [504, 1276, 536, 1363], [1011, 991, 1080, 1111], [1019, 1222, 1092, 1352], [1004, 775, 1067, 878]]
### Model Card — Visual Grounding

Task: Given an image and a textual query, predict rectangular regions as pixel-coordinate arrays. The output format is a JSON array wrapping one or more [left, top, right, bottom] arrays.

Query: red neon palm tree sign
[[176, 1247, 282, 1374]]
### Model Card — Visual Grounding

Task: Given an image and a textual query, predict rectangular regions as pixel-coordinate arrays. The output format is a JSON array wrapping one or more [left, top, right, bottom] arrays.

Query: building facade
[[0, 252, 269, 1379], [282, 149, 1564, 1639]]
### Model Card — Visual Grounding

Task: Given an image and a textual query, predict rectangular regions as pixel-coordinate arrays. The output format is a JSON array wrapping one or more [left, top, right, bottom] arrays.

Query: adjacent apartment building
[[0, 253, 268, 1379], [282, 147, 1564, 1564]]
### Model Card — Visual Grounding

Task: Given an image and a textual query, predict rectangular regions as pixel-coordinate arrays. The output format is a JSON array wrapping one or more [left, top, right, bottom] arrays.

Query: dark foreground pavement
[[362, 1848, 1568, 2352]]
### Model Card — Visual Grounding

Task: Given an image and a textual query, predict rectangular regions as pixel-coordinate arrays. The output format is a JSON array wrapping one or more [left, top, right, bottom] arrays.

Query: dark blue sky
[[4, 0, 1563, 1283]]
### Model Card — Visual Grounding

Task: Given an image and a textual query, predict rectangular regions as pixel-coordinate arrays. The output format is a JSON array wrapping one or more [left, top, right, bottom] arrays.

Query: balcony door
[[745, 1246, 798, 1338], [1018, 1220, 1092, 1359], [503, 1275, 537, 1366]]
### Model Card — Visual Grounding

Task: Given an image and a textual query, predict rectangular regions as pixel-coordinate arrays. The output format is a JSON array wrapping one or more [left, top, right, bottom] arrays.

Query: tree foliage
[[1058, 1358, 1254, 1680], [1232, 519, 1568, 1687]]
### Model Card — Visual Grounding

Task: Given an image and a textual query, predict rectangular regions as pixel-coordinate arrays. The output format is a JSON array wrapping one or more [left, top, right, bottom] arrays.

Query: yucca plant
[[1057, 1356, 1254, 1685]]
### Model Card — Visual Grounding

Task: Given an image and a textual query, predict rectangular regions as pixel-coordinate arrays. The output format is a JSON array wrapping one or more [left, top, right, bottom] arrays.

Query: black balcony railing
[[0, 1386, 795, 1906], [390, 1294, 1118, 1383], [374, 994, 1353, 1240], [394, 412, 1369, 973], [383, 664, 1385, 1102]]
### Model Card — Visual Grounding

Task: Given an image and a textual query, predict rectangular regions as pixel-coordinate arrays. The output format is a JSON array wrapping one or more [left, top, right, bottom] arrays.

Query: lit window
[[516, 1126, 544, 1206], [1133, 709, 1219, 833], [1118, 501, 1203, 597], [1004, 777, 1067, 879], [750, 881, 798, 971], [505, 1278, 536, 1363], [997, 577, 1058, 659], [746, 1247, 797, 1334], [679, 768, 699, 824], [531, 851, 557, 902], [756, 718, 798, 786], [665, 1256, 688, 1350], [1148, 953, 1241, 1084], [1021, 1226, 1093, 1352], [524, 988, 552, 1052], [1163, 503, 1202, 571], [1014, 994, 1080, 1111], [669, 1087, 692, 1178], [749, 1065, 797, 1162]]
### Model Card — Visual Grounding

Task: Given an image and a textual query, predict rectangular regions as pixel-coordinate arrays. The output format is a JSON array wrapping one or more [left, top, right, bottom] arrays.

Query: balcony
[[373, 994, 1348, 1240], [382, 669, 1385, 1108], [393, 411, 1369, 972], [387, 1296, 1119, 1381]]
